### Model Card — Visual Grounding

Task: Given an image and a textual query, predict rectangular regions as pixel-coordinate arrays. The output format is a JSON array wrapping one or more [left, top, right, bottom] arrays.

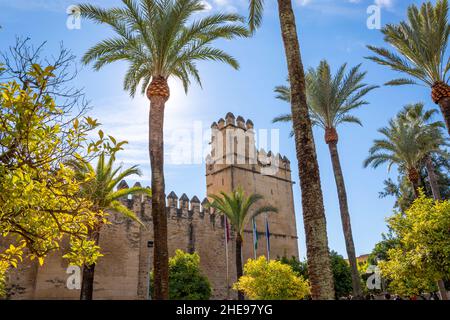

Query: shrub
[[233, 256, 310, 300]]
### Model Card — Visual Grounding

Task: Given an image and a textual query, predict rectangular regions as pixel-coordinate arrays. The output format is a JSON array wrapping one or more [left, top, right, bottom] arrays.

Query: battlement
[[3, 112, 298, 301], [208, 113, 291, 173], [211, 112, 255, 131], [117, 181, 226, 228]]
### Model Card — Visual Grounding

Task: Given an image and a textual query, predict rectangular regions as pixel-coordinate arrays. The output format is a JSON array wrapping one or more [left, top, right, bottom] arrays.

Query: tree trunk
[[408, 168, 420, 199], [149, 93, 169, 300], [431, 82, 450, 135], [425, 156, 441, 201], [80, 228, 100, 300], [438, 97, 450, 136], [235, 234, 244, 300], [277, 0, 335, 300], [327, 141, 363, 299], [437, 279, 449, 300], [424, 157, 448, 300]]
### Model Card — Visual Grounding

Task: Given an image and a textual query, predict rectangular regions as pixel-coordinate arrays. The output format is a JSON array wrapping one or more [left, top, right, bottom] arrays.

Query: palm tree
[[397, 103, 448, 200], [366, 0, 450, 134], [273, 61, 377, 299], [68, 153, 150, 300], [248, 0, 335, 299], [397, 104, 449, 300], [364, 115, 447, 198], [78, 0, 248, 299], [208, 188, 278, 300]]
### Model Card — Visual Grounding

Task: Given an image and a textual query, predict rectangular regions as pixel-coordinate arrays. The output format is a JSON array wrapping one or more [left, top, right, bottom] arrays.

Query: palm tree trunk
[[235, 234, 244, 300], [423, 156, 448, 300], [432, 82, 450, 135], [425, 156, 441, 201], [408, 168, 420, 198], [80, 228, 100, 300], [276, 0, 335, 300], [148, 79, 170, 300], [438, 97, 450, 135], [327, 141, 363, 299]]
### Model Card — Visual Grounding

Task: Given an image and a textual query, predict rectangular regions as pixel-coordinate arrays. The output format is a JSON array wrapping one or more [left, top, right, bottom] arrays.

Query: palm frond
[[366, 0, 450, 86], [385, 78, 419, 86], [208, 188, 276, 236], [248, 0, 264, 33], [272, 113, 292, 123], [80, 0, 248, 95], [109, 200, 144, 226]]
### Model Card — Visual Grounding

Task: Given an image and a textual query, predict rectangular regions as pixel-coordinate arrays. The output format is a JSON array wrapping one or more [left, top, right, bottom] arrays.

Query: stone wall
[[2, 113, 299, 300]]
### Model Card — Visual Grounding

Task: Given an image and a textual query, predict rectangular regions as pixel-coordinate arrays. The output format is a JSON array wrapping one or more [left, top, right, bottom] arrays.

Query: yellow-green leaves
[[233, 256, 310, 300], [379, 192, 450, 296], [0, 65, 106, 296]]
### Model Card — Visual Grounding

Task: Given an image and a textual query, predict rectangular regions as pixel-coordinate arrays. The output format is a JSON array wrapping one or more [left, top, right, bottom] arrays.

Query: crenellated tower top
[[206, 113, 291, 178]]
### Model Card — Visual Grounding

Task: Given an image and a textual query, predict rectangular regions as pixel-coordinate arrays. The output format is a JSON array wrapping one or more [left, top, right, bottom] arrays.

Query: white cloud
[[297, 0, 312, 6], [200, 0, 213, 11], [374, 0, 393, 8]]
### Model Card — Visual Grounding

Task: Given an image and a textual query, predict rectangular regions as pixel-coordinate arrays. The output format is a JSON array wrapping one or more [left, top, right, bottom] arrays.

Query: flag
[[252, 217, 258, 258], [225, 216, 231, 243], [265, 214, 270, 260]]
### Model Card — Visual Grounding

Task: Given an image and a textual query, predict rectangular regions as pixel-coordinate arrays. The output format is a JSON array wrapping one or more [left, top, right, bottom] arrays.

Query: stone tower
[[206, 112, 299, 261], [1, 113, 299, 300]]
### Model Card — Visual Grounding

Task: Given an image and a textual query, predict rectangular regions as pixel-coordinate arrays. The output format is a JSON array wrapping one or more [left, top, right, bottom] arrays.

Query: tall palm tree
[[68, 153, 150, 300], [208, 188, 278, 300], [397, 103, 448, 200], [78, 0, 248, 299], [248, 0, 335, 299], [273, 60, 378, 299], [364, 115, 447, 198], [366, 0, 450, 134]]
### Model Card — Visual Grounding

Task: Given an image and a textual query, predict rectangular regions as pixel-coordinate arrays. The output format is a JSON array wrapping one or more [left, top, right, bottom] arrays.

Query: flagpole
[[252, 217, 257, 259], [265, 213, 270, 261], [224, 216, 230, 299]]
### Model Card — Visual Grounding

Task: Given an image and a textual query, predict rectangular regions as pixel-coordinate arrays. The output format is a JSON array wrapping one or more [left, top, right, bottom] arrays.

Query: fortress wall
[[3, 113, 299, 300]]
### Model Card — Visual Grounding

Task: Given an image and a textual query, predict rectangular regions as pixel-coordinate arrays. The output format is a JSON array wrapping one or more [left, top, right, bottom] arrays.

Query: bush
[[378, 193, 450, 296], [151, 250, 211, 300], [233, 256, 310, 300]]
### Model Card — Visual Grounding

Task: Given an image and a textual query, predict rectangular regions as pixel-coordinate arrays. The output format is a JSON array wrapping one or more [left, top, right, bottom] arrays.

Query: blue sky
[[0, 0, 441, 259]]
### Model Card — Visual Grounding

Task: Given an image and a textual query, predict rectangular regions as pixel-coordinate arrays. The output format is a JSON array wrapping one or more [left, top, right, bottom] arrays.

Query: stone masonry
[[3, 113, 299, 300]]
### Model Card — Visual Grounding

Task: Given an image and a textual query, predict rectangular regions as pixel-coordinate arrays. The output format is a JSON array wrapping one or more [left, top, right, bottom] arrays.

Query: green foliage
[[67, 151, 150, 224], [366, 0, 450, 86], [372, 103, 448, 208], [78, 0, 249, 96], [207, 187, 277, 237], [379, 193, 450, 296], [330, 251, 353, 299], [0, 64, 110, 295], [65, 149, 151, 268], [368, 232, 400, 266], [364, 104, 447, 185], [380, 176, 418, 212], [364, 118, 446, 173], [151, 250, 211, 300], [272, 60, 377, 135], [248, 0, 264, 33], [278, 256, 308, 279], [233, 256, 310, 300]]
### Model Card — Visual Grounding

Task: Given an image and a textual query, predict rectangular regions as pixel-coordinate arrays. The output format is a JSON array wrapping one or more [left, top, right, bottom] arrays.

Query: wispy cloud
[[0, 0, 108, 12], [374, 0, 394, 9]]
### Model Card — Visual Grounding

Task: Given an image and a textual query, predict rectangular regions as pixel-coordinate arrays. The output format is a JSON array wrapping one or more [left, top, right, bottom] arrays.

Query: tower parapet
[[207, 113, 291, 179]]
